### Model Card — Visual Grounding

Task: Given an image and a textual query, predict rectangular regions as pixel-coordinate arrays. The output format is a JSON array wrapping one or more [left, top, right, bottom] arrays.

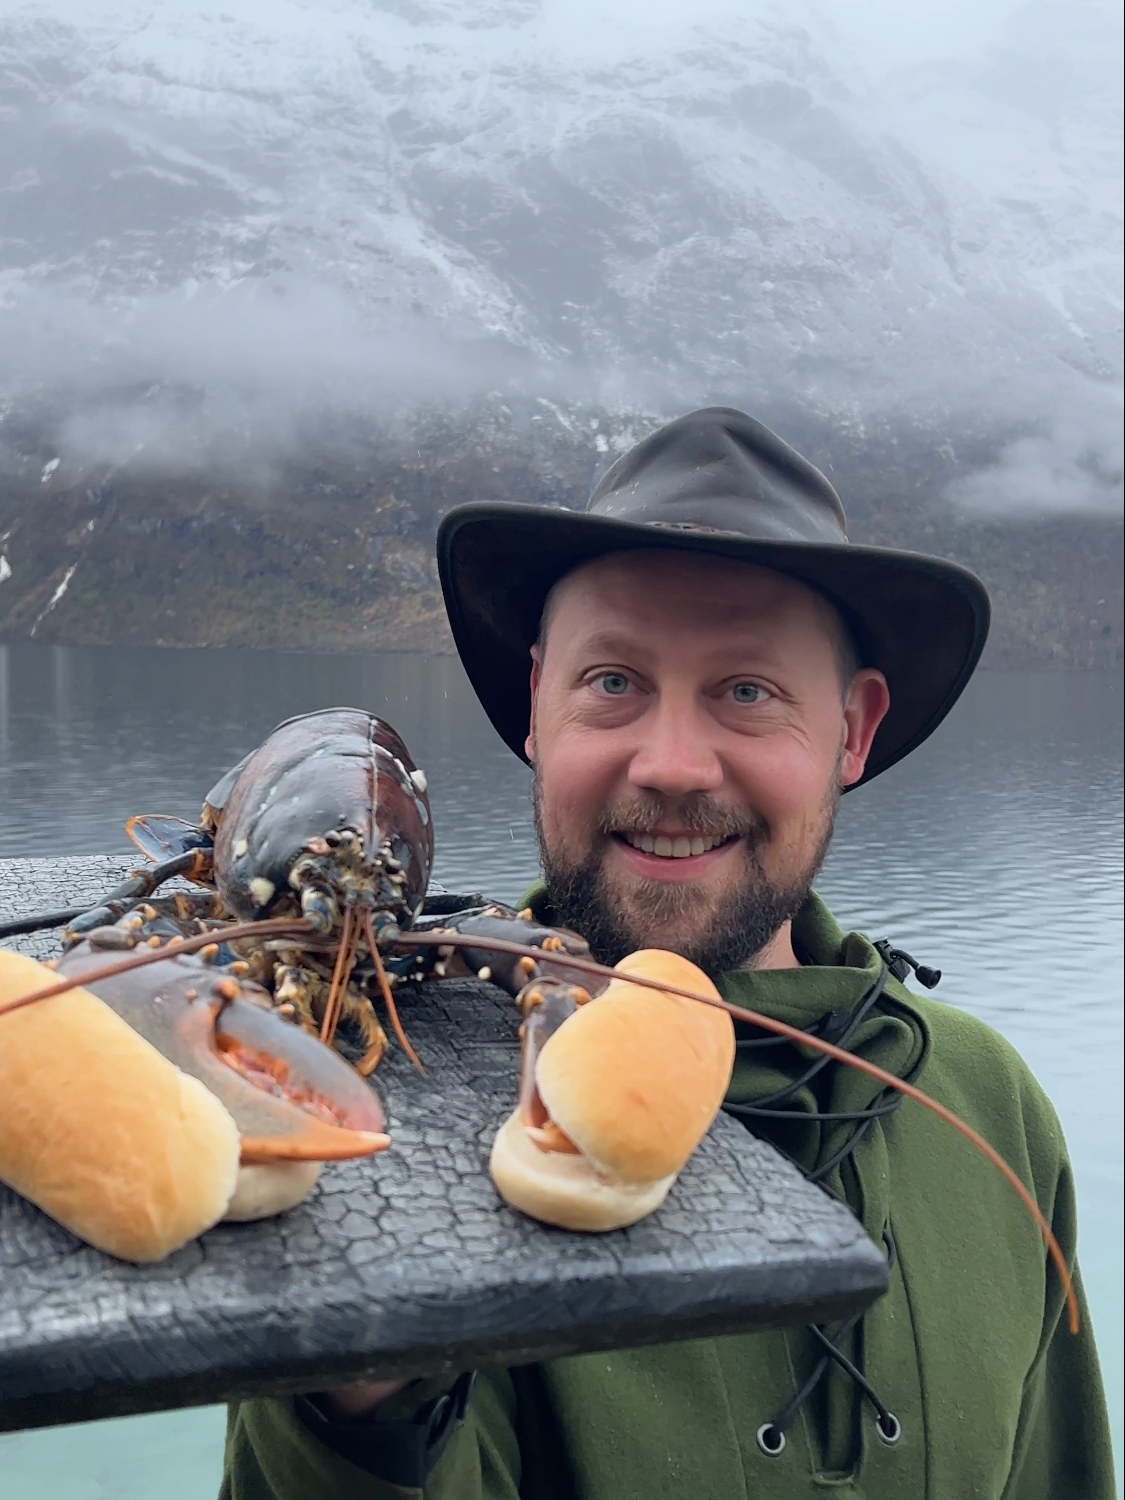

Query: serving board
[[0, 856, 888, 1434]]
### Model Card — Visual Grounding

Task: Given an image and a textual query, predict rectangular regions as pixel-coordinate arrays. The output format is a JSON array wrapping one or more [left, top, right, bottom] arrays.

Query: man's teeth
[[623, 833, 727, 858]]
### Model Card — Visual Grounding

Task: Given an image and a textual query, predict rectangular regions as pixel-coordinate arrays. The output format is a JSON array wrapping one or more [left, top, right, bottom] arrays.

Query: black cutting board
[[0, 856, 887, 1433]]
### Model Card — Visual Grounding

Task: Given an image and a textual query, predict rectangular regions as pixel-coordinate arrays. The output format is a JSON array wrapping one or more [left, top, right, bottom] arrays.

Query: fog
[[0, 0, 1120, 512]]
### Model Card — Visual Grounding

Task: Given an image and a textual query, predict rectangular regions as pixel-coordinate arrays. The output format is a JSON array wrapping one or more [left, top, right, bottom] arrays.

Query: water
[[0, 645, 1121, 1496]]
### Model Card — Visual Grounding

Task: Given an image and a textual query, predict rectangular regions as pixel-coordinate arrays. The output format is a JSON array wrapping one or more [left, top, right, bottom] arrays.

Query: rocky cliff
[[1, 401, 1120, 667]]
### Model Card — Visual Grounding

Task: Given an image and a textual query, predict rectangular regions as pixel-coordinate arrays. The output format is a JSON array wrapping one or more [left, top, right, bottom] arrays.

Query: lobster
[[2, 708, 592, 1077], [0, 708, 1079, 1331]]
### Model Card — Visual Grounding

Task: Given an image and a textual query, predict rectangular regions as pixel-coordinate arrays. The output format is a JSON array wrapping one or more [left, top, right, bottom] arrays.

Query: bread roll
[[490, 950, 735, 1231], [225, 1160, 322, 1222], [491, 1110, 676, 1231], [0, 950, 242, 1262]]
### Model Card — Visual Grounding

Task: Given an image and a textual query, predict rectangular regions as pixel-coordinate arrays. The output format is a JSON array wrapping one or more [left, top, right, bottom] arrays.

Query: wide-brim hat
[[436, 407, 990, 788]]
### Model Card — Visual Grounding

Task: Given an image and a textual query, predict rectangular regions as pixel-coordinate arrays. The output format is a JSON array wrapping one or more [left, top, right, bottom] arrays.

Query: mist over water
[[1, 0, 1120, 512]]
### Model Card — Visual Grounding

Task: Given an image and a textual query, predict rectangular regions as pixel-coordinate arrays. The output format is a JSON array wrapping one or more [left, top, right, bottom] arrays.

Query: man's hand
[[316, 1378, 408, 1419]]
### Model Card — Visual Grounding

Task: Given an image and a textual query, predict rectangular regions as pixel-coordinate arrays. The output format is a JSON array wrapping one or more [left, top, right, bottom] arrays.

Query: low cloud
[[0, 0, 1119, 513], [0, 278, 550, 473], [945, 401, 1123, 517]]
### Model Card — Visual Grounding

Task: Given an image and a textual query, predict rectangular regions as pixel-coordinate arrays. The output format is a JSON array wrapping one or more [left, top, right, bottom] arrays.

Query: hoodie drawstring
[[724, 945, 938, 1458]]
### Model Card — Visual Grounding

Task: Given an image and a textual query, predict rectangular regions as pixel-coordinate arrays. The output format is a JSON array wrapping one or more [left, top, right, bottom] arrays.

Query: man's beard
[[533, 776, 839, 976]]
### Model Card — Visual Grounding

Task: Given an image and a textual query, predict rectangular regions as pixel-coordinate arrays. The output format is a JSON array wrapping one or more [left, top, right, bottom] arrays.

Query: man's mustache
[[597, 795, 765, 843]]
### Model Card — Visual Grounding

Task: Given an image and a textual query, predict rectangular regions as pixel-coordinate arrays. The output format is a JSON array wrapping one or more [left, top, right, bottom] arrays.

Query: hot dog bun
[[0, 950, 241, 1262], [490, 1110, 675, 1231], [225, 1160, 322, 1221], [490, 950, 735, 1231]]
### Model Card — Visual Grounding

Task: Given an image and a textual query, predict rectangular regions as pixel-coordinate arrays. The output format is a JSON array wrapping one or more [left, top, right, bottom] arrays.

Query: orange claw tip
[[239, 1129, 392, 1164], [526, 1121, 582, 1156]]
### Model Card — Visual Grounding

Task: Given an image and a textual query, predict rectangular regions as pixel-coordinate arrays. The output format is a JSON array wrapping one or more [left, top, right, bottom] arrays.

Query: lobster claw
[[57, 946, 390, 1164], [516, 975, 592, 1154], [213, 994, 391, 1162]]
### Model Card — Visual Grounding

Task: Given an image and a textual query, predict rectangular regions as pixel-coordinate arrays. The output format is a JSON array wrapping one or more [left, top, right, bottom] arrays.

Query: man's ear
[[525, 646, 542, 762], [839, 669, 890, 787]]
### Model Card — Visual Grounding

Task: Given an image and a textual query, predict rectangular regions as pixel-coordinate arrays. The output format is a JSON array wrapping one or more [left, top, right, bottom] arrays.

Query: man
[[222, 410, 1112, 1499]]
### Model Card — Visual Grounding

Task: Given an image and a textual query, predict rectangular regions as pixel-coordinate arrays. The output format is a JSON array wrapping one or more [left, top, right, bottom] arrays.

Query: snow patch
[[30, 564, 78, 637]]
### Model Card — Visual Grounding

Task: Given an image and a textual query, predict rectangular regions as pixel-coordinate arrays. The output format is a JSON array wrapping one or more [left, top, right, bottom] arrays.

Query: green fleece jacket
[[221, 894, 1113, 1500]]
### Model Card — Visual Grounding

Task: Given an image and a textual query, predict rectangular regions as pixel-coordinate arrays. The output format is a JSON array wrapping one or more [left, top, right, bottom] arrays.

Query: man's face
[[527, 550, 889, 972]]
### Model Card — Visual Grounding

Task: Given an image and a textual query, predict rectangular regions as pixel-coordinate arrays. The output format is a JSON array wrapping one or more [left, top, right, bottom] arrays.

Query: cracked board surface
[[0, 856, 888, 1433]]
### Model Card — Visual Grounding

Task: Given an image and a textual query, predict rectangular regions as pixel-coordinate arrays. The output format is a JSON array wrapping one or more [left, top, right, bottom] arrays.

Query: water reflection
[[0, 646, 1121, 1492]]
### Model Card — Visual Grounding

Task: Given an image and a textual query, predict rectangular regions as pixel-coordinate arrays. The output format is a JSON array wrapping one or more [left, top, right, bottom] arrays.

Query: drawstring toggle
[[874, 939, 941, 990]]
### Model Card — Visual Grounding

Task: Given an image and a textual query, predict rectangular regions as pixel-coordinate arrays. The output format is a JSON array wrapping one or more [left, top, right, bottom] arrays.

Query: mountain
[[0, 0, 1120, 662]]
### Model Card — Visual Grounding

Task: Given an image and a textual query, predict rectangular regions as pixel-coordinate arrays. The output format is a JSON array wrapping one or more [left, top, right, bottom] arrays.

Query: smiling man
[[525, 548, 887, 977], [222, 410, 1112, 1500]]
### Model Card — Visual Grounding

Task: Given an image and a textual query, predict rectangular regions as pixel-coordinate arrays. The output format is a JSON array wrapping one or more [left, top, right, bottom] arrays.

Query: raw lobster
[[2, 708, 592, 1076]]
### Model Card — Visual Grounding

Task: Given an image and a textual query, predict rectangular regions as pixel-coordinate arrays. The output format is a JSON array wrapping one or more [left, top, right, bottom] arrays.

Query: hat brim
[[437, 503, 990, 788]]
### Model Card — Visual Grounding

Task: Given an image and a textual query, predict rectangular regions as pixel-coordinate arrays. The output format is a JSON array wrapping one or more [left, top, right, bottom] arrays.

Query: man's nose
[[626, 697, 724, 797]]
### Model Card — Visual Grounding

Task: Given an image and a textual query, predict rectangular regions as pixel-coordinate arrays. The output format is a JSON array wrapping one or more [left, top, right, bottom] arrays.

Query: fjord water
[[0, 644, 1121, 1496]]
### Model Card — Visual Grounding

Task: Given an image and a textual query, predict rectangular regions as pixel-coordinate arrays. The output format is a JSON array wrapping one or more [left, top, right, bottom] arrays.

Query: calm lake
[[0, 644, 1121, 1495]]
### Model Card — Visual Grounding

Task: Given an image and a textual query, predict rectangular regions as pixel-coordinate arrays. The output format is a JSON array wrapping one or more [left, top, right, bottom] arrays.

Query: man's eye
[[731, 682, 770, 705], [592, 672, 631, 697]]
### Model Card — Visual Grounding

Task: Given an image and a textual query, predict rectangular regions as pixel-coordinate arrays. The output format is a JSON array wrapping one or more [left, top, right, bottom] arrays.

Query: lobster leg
[[0, 850, 210, 941], [274, 954, 389, 1075], [274, 964, 323, 1034], [352, 1001, 390, 1078], [409, 905, 592, 997]]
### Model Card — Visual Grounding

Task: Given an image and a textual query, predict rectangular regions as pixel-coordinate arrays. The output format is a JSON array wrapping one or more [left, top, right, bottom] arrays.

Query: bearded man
[[222, 410, 1112, 1500]]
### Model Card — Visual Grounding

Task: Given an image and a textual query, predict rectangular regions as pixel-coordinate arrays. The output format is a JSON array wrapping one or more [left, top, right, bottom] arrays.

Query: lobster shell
[[208, 709, 434, 927]]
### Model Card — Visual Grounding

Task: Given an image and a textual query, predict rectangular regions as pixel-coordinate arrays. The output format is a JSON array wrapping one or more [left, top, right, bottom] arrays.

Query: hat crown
[[589, 407, 848, 547]]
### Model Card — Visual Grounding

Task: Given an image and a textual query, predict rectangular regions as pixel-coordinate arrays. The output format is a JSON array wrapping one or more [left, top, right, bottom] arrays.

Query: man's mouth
[[613, 831, 738, 860]]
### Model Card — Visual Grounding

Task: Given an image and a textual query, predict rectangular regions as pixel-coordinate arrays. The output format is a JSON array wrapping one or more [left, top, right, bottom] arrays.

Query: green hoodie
[[221, 895, 1113, 1500]]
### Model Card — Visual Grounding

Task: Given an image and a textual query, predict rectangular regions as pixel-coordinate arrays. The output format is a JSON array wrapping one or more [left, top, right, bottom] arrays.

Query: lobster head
[[207, 709, 435, 935]]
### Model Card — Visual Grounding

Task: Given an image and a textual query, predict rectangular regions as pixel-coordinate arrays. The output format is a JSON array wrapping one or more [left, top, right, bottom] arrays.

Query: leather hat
[[436, 407, 990, 787]]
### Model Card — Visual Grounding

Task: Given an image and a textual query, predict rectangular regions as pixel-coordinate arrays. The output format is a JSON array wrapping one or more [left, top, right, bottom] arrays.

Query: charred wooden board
[[0, 856, 888, 1433]]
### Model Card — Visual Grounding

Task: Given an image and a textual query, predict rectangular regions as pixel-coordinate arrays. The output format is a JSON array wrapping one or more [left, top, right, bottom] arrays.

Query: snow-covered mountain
[[0, 0, 1121, 513]]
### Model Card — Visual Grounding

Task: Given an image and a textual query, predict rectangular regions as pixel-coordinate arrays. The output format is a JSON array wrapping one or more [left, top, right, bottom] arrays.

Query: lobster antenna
[[361, 910, 425, 1075], [319, 907, 358, 1046], [391, 929, 1080, 1336], [0, 918, 314, 1021]]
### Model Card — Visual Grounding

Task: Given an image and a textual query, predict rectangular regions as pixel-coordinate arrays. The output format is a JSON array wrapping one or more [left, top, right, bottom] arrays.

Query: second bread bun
[[490, 949, 734, 1232], [536, 950, 735, 1185], [490, 1110, 674, 1232]]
